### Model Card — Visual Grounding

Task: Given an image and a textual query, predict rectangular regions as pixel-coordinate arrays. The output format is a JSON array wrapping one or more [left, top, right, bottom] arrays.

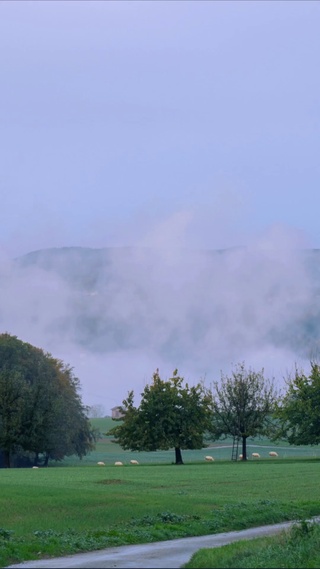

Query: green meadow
[[1, 420, 320, 567], [1, 457, 320, 566]]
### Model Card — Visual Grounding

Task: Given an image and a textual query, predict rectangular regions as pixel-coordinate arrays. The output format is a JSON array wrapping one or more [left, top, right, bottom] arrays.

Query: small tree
[[108, 369, 213, 464], [210, 362, 279, 460], [274, 362, 320, 445], [87, 404, 105, 419]]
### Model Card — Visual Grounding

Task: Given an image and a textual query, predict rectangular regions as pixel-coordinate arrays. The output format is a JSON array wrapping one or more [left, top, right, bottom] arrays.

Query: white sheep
[[114, 461, 123, 466], [252, 452, 260, 458], [239, 454, 243, 459], [205, 455, 214, 461], [269, 451, 278, 457], [97, 461, 105, 466], [130, 460, 139, 465], [32, 466, 39, 469]]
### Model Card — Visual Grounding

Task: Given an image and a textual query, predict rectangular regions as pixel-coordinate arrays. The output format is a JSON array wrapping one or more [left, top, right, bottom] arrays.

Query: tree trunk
[[4, 449, 10, 468], [44, 452, 49, 467], [174, 447, 184, 465], [242, 435, 248, 460], [33, 452, 39, 467]]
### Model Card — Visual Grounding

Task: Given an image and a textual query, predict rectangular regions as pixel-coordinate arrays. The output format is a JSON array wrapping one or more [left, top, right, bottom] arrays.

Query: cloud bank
[[0, 218, 318, 411]]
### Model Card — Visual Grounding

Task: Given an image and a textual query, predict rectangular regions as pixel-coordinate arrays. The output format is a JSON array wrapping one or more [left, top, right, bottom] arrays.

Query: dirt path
[[7, 517, 320, 569]]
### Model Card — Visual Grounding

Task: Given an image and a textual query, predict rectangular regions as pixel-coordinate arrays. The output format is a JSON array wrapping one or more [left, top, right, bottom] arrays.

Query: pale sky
[[1, 1, 320, 410], [0, 0, 319, 257]]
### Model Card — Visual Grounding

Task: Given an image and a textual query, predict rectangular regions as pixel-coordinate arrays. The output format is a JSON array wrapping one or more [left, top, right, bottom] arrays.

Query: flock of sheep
[[31, 451, 279, 469], [32, 451, 280, 469], [241, 451, 279, 459], [204, 451, 279, 461], [97, 460, 139, 466], [95, 451, 279, 466]]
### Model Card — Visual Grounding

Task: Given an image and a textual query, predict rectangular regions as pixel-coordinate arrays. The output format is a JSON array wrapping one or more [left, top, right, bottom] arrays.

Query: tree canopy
[[274, 362, 320, 446], [108, 369, 213, 464], [0, 333, 96, 467], [210, 362, 279, 460]]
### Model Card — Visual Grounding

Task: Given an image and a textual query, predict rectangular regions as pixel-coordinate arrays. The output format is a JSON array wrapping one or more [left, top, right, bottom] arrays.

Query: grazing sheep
[[32, 466, 39, 469], [114, 461, 123, 466], [130, 460, 139, 465], [205, 455, 214, 461], [252, 452, 260, 458], [269, 451, 278, 457], [97, 461, 105, 466]]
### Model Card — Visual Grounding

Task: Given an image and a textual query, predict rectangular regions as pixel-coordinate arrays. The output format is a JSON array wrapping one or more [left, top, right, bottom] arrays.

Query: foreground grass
[[183, 519, 320, 568], [1, 460, 320, 567]]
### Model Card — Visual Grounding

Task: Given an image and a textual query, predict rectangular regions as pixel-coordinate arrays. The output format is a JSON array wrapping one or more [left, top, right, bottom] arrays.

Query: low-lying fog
[[1, 224, 319, 412]]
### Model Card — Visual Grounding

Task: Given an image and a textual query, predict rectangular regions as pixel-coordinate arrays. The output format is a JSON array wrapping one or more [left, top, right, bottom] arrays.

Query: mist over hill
[[1, 246, 320, 409]]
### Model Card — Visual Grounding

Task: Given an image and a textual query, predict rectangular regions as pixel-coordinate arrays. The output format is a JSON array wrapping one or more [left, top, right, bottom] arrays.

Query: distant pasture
[[60, 416, 320, 466]]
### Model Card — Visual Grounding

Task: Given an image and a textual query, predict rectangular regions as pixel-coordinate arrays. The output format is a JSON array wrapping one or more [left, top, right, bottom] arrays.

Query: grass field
[[2, 421, 320, 567], [2, 456, 320, 567]]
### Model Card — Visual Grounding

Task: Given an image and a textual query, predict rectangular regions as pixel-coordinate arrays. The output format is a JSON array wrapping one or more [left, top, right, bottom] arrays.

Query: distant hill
[[14, 246, 243, 291]]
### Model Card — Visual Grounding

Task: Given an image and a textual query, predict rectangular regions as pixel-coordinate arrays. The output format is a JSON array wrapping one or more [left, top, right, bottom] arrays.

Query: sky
[[0, 1, 320, 411]]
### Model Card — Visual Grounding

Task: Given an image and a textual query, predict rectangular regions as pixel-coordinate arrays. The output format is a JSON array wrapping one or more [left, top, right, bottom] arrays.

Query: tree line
[[1, 332, 320, 468], [109, 362, 320, 464]]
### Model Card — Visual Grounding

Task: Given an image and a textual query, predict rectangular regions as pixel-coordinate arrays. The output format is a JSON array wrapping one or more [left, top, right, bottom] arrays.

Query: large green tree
[[274, 363, 320, 445], [0, 333, 96, 467], [210, 362, 279, 460], [0, 369, 28, 468], [109, 369, 213, 464]]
